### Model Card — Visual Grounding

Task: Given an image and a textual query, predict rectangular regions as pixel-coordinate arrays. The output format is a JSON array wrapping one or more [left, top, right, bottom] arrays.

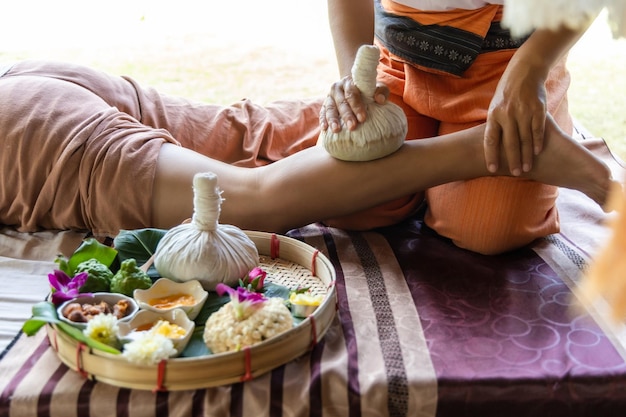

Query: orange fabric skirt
[[326, 3, 573, 254]]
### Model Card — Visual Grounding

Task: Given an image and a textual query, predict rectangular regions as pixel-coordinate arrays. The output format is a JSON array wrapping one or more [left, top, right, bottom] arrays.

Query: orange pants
[[326, 4, 573, 254], [399, 45, 571, 255]]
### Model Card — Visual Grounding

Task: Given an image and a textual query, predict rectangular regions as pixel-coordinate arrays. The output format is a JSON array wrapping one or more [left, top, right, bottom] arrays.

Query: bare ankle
[[528, 120, 613, 207]]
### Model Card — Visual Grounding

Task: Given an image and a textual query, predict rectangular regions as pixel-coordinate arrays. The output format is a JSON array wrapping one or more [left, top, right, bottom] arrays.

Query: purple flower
[[216, 283, 266, 320], [48, 270, 91, 305]]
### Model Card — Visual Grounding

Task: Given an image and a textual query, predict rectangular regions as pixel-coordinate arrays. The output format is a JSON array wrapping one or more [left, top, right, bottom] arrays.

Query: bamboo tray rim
[[46, 231, 337, 391]]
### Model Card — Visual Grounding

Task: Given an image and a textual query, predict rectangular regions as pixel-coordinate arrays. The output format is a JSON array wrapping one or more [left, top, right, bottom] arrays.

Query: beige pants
[[0, 60, 321, 236]]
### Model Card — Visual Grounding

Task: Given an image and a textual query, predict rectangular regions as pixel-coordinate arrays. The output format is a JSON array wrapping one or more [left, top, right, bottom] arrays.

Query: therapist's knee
[[424, 178, 559, 255]]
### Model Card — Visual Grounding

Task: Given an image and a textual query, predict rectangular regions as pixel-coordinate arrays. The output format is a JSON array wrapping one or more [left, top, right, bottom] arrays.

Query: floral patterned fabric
[[1, 139, 625, 417]]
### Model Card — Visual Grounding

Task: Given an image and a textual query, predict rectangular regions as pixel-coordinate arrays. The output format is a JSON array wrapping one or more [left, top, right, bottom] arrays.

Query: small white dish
[[133, 278, 208, 320], [117, 308, 195, 355], [290, 303, 319, 318], [57, 292, 139, 330], [289, 292, 324, 318]]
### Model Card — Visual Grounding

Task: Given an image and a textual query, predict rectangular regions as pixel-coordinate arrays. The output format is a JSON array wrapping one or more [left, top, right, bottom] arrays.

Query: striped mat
[[1, 138, 625, 417]]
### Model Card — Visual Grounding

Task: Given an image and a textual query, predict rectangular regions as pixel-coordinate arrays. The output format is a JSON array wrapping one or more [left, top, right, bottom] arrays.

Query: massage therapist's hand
[[320, 75, 390, 133], [483, 24, 586, 176], [484, 61, 548, 176]]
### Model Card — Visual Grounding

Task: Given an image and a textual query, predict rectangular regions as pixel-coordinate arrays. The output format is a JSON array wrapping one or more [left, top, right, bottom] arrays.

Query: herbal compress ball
[[153, 172, 259, 291], [319, 45, 408, 161]]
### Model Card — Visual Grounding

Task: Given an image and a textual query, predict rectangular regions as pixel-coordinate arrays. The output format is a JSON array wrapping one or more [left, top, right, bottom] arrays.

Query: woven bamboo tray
[[46, 231, 337, 391]]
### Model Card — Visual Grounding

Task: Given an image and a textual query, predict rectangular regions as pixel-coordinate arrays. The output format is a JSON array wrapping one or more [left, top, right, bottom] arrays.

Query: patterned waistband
[[374, 0, 529, 76]]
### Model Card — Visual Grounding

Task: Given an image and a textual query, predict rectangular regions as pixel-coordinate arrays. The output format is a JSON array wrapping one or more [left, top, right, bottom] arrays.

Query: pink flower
[[239, 267, 267, 292], [48, 270, 91, 305], [216, 283, 266, 320]]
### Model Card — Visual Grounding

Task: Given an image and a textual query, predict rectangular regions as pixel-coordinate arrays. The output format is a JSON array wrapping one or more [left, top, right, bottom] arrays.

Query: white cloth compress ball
[[154, 172, 259, 290], [319, 45, 408, 162]]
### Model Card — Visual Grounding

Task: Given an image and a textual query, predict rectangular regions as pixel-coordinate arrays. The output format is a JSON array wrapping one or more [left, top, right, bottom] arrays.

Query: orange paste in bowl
[[148, 293, 196, 309]]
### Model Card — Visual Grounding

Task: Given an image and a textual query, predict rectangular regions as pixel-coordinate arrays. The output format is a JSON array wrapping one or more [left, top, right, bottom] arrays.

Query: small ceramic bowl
[[117, 308, 195, 355], [133, 278, 208, 320], [57, 292, 139, 330], [289, 292, 325, 318]]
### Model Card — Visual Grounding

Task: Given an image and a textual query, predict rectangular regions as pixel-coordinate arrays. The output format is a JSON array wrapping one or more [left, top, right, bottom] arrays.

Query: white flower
[[122, 332, 177, 365], [203, 297, 293, 353], [83, 313, 119, 347]]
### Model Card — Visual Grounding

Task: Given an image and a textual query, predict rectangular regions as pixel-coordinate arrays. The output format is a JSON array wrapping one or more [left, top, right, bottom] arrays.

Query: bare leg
[[152, 117, 613, 233], [152, 124, 488, 231], [525, 117, 614, 207]]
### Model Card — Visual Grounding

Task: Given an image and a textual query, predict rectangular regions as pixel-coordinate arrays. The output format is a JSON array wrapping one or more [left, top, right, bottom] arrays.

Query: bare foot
[[522, 116, 614, 210]]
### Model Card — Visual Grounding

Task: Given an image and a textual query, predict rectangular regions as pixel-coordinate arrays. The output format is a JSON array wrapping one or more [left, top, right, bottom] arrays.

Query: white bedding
[[0, 229, 84, 351]]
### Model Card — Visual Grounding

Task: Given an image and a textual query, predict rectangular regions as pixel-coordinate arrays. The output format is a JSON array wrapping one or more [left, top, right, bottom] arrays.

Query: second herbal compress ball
[[153, 172, 259, 291]]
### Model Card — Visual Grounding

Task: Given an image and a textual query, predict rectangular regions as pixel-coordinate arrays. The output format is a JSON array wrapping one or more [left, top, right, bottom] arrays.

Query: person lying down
[[0, 60, 615, 255]]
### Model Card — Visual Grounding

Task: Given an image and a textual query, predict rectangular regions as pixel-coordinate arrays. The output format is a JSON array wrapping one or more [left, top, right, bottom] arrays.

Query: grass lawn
[[567, 10, 626, 160], [2, 1, 625, 160]]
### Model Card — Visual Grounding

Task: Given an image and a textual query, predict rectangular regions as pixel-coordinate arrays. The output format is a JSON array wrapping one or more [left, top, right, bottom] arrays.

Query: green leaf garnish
[[22, 301, 120, 355], [56, 322, 120, 354], [179, 328, 211, 357], [55, 238, 118, 275], [113, 229, 167, 278], [263, 282, 291, 299], [22, 301, 60, 335]]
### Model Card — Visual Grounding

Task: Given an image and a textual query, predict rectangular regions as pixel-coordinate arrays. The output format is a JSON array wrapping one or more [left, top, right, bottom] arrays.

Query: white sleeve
[[502, 0, 625, 38], [607, 1, 626, 38]]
